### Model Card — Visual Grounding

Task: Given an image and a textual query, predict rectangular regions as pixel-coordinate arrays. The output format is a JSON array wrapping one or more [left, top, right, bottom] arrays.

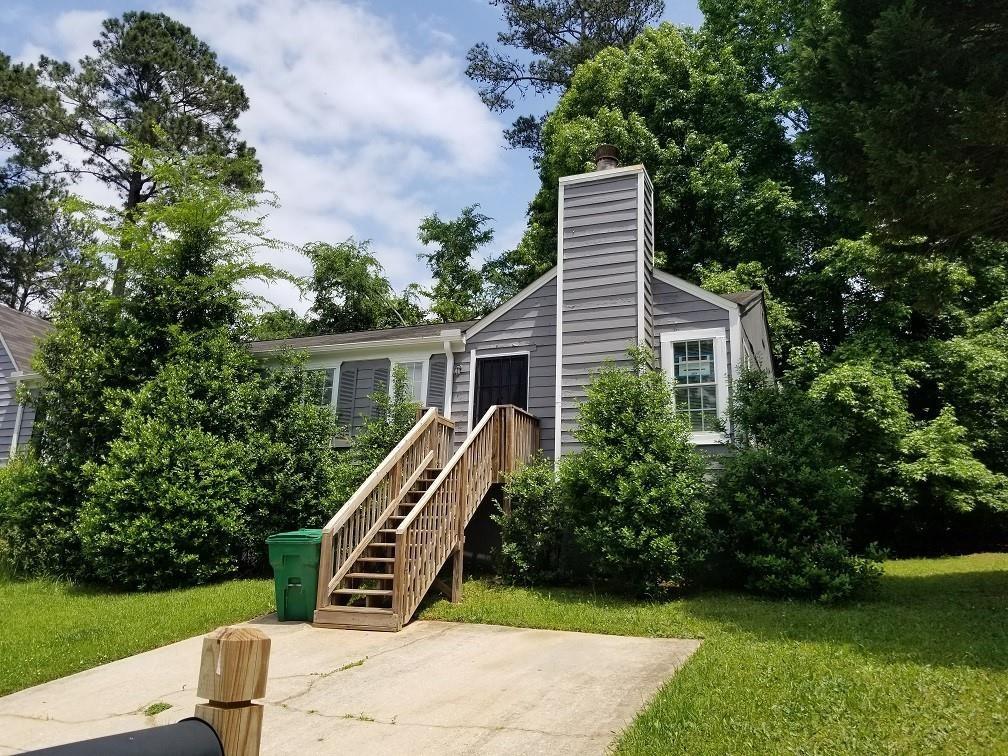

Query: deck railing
[[315, 408, 455, 611], [392, 405, 540, 622]]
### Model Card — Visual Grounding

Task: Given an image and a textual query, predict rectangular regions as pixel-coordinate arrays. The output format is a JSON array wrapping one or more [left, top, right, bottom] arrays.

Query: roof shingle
[[0, 304, 52, 371]]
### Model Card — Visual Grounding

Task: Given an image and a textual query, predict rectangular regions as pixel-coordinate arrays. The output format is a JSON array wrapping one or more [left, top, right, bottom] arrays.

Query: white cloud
[[20, 0, 506, 314], [171, 0, 504, 312]]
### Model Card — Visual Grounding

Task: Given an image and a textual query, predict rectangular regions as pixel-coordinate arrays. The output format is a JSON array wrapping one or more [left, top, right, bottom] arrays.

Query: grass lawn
[[421, 553, 1008, 755], [0, 576, 273, 696]]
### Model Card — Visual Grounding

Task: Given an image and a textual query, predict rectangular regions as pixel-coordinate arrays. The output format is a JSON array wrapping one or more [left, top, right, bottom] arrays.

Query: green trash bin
[[266, 529, 323, 621]]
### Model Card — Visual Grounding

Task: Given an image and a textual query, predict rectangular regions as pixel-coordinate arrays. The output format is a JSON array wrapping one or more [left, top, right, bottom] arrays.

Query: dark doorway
[[474, 354, 528, 421]]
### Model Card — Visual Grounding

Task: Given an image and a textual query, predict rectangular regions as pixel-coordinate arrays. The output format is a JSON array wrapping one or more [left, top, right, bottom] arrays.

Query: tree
[[508, 23, 835, 344], [1, 143, 335, 581], [304, 239, 424, 334], [0, 54, 94, 312], [467, 0, 665, 154], [792, 0, 1008, 246], [418, 205, 494, 322], [0, 180, 97, 312], [37, 11, 260, 292]]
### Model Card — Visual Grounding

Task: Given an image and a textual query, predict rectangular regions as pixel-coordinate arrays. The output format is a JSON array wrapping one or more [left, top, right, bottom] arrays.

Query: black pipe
[[22, 717, 223, 756]]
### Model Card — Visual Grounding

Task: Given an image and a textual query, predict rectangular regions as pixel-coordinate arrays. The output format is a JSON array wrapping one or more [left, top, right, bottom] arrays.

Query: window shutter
[[371, 365, 390, 418], [335, 366, 357, 434]]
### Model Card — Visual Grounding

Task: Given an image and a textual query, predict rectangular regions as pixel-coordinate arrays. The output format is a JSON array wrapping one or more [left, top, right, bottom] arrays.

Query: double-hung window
[[660, 329, 729, 443], [305, 368, 336, 408], [394, 360, 426, 404]]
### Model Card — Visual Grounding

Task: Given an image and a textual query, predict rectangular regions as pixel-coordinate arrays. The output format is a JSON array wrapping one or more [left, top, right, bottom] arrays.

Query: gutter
[[249, 328, 466, 358]]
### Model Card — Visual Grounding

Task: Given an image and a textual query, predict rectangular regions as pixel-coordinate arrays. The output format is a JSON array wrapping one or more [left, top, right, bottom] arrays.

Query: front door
[[474, 355, 528, 421]]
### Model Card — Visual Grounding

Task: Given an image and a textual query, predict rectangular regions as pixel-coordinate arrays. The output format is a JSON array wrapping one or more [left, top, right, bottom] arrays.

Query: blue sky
[[1, 0, 702, 312]]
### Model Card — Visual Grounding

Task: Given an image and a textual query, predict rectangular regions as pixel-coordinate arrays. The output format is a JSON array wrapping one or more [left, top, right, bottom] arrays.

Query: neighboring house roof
[[0, 304, 52, 372], [248, 320, 475, 355]]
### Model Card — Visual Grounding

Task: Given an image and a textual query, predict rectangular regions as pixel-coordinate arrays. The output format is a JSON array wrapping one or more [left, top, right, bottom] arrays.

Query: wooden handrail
[[316, 408, 455, 611], [392, 405, 539, 622], [323, 409, 451, 531]]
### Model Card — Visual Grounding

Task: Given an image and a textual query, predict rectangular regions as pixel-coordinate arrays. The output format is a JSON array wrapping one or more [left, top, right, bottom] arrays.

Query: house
[[0, 304, 51, 464], [249, 154, 774, 457], [259, 152, 777, 630]]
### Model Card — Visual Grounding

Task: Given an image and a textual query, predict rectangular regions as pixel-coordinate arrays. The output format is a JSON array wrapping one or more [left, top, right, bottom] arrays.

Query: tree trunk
[[111, 171, 144, 297]]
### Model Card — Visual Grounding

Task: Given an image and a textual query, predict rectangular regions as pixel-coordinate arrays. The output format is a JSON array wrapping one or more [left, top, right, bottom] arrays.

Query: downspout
[[443, 338, 455, 419], [9, 394, 25, 459]]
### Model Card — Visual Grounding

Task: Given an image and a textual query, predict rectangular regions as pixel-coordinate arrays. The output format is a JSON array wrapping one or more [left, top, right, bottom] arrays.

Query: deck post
[[194, 626, 271, 756]]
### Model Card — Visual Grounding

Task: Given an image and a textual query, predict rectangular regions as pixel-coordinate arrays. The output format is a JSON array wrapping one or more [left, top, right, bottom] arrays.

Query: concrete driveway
[[0, 618, 699, 755]]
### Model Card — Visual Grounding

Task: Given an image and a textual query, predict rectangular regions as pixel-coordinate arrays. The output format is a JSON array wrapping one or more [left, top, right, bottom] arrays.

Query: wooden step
[[334, 588, 392, 597], [367, 542, 395, 549], [346, 572, 393, 580], [314, 606, 399, 632], [357, 556, 394, 563]]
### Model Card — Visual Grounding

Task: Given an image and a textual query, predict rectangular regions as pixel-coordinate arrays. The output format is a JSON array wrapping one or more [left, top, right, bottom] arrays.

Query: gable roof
[[247, 320, 475, 355], [0, 304, 52, 371]]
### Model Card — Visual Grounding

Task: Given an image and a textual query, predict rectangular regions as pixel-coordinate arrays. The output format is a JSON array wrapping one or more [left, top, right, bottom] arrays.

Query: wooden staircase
[[314, 405, 539, 631]]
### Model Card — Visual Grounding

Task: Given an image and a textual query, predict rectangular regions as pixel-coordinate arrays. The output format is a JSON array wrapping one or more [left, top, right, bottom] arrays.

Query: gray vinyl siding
[[652, 277, 732, 358], [451, 277, 556, 456], [336, 358, 390, 437], [426, 353, 446, 410], [559, 171, 647, 454], [0, 343, 16, 462], [741, 302, 774, 375]]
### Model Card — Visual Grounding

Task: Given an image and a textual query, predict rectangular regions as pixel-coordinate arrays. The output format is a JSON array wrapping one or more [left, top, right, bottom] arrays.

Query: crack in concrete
[[277, 700, 600, 740], [269, 624, 454, 706]]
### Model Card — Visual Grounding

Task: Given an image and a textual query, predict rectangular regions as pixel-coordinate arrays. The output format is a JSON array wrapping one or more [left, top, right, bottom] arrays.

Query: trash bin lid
[[266, 528, 323, 544]]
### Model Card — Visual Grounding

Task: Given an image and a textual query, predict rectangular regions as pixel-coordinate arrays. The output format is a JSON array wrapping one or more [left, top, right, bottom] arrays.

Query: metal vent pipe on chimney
[[593, 144, 620, 171]]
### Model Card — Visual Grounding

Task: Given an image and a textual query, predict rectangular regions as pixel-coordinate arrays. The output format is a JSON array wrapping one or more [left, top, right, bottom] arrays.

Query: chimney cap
[[593, 144, 620, 170]]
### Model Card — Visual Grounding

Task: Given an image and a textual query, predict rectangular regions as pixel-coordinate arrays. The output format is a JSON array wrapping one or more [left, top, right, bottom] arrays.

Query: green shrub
[[495, 454, 565, 583], [73, 331, 341, 589], [560, 347, 710, 597], [709, 371, 882, 602], [0, 453, 82, 577]]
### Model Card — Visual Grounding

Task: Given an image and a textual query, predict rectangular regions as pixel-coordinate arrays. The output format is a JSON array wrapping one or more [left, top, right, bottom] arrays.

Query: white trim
[[660, 328, 730, 445], [653, 269, 739, 313], [554, 180, 565, 462], [559, 163, 646, 185], [467, 347, 477, 432], [464, 268, 557, 341], [9, 400, 25, 458], [0, 332, 18, 372], [443, 341, 454, 419], [636, 169, 646, 347], [390, 357, 428, 405], [729, 308, 742, 388], [467, 349, 531, 431], [250, 329, 464, 358]]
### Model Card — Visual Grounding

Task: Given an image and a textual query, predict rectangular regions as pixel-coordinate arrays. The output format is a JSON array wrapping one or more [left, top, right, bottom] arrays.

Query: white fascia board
[[554, 182, 565, 463], [559, 164, 648, 186], [465, 268, 558, 341], [251, 330, 465, 361], [0, 332, 17, 372], [653, 269, 740, 313]]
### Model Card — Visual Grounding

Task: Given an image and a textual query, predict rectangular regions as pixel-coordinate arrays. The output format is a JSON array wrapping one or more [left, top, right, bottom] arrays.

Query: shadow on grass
[[677, 566, 1008, 672], [424, 562, 1008, 673]]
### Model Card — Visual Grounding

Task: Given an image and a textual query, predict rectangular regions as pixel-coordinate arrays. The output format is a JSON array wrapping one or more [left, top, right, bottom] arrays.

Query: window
[[306, 368, 335, 407], [671, 339, 719, 432], [660, 329, 729, 441], [395, 361, 425, 403]]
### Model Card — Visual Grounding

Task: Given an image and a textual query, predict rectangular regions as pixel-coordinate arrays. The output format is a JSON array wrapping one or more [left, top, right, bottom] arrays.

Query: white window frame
[[467, 348, 531, 431], [391, 358, 428, 405], [305, 366, 337, 409], [660, 327, 729, 445]]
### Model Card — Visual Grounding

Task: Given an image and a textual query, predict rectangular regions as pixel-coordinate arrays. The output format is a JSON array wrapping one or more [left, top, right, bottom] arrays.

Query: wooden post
[[195, 626, 271, 756]]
